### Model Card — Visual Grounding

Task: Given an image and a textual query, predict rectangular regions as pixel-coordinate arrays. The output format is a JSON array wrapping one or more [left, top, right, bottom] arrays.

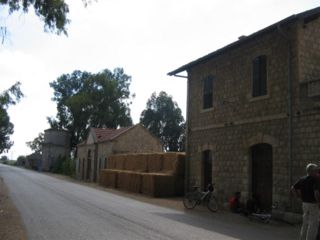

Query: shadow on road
[[152, 209, 299, 240]]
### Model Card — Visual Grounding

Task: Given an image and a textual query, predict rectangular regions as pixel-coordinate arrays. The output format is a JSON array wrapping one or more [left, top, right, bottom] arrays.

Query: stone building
[[26, 152, 42, 171], [76, 124, 163, 182], [42, 129, 70, 171], [168, 7, 320, 213]]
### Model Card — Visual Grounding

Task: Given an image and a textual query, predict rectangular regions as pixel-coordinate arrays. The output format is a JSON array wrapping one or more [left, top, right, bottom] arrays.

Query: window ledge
[[248, 94, 270, 102], [201, 107, 215, 113]]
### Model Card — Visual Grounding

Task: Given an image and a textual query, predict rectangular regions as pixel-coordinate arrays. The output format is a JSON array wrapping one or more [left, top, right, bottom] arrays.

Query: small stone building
[[76, 124, 163, 182], [169, 7, 320, 213], [26, 152, 42, 171], [42, 129, 70, 171]]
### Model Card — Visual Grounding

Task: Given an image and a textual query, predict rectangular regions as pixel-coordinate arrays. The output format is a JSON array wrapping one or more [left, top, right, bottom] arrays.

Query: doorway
[[202, 150, 213, 191], [251, 143, 273, 212]]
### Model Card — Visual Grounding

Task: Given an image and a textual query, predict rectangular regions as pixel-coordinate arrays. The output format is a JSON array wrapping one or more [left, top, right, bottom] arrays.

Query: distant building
[[26, 152, 42, 171], [42, 129, 70, 171], [168, 7, 320, 213], [77, 124, 163, 182]]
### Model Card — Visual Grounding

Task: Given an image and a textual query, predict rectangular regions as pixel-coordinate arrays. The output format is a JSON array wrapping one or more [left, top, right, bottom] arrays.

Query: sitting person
[[229, 192, 242, 213]]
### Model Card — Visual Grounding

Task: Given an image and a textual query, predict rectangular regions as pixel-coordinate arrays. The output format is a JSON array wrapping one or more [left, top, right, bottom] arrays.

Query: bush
[[51, 156, 76, 178]]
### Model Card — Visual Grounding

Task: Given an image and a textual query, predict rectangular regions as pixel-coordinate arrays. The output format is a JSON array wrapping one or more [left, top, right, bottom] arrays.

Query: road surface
[[0, 164, 298, 240]]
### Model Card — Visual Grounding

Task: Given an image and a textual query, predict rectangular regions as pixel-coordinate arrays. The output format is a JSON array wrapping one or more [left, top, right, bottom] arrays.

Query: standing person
[[292, 163, 320, 240]]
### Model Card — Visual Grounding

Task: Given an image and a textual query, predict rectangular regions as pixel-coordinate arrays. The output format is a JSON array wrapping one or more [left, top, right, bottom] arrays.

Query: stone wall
[[113, 124, 163, 154], [185, 17, 320, 213]]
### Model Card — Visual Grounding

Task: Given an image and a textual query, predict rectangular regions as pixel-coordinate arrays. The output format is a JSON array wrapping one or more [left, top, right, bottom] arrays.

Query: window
[[252, 55, 267, 97], [203, 76, 214, 109]]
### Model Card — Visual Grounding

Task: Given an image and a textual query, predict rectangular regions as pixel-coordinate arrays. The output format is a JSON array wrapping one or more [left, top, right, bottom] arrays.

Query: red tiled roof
[[92, 126, 134, 143]]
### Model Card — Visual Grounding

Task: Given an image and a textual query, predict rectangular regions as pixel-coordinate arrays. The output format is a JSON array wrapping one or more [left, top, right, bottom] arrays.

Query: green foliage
[[0, 155, 8, 163], [140, 91, 185, 152], [0, 155, 16, 165], [48, 68, 133, 151], [0, 0, 70, 35], [26, 132, 44, 153], [52, 156, 76, 177], [0, 82, 24, 154], [17, 155, 26, 165]]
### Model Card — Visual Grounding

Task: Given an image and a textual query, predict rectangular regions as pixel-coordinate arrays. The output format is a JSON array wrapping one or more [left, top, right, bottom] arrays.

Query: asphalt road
[[0, 164, 299, 240]]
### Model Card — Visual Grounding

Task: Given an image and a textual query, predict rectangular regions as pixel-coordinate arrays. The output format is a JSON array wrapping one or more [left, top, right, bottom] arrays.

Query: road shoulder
[[0, 177, 27, 240]]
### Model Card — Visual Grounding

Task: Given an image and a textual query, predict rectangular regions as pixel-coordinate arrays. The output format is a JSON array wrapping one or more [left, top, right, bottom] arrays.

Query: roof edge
[[168, 6, 320, 76]]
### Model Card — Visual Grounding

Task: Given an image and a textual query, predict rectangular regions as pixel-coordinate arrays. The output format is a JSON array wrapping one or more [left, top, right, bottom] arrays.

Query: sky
[[0, 0, 319, 159]]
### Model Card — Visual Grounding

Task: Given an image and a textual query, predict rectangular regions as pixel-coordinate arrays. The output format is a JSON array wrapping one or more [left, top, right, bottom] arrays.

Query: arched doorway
[[251, 143, 273, 212], [202, 150, 213, 191]]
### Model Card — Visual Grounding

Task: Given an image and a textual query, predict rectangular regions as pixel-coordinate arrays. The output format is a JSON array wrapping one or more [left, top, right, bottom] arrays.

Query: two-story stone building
[[169, 7, 320, 213], [77, 124, 163, 182]]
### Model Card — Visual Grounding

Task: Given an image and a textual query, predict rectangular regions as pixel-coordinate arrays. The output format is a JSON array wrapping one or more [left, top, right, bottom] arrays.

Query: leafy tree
[[0, 0, 94, 41], [0, 82, 24, 154], [0, 155, 9, 163], [48, 68, 133, 151], [140, 91, 185, 152], [17, 155, 26, 165], [26, 132, 44, 153]]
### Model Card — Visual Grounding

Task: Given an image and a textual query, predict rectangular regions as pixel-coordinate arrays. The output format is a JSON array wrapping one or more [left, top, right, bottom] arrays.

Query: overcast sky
[[0, 0, 319, 159]]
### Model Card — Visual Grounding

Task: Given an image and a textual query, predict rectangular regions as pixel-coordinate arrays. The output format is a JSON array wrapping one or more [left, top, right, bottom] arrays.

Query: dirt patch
[[0, 177, 27, 240]]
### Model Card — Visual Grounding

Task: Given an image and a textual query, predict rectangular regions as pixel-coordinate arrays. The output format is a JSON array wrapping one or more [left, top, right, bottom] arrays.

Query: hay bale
[[115, 155, 126, 170], [99, 169, 118, 188], [147, 153, 163, 173], [99, 169, 107, 185], [106, 156, 116, 169], [162, 152, 178, 174], [141, 173, 176, 197], [123, 154, 148, 172], [175, 153, 185, 176], [117, 171, 129, 190], [141, 173, 154, 196], [126, 172, 142, 193], [174, 176, 185, 196]]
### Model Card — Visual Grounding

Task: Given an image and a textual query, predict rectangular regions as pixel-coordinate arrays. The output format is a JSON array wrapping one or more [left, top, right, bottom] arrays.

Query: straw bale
[[115, 155, 126, 170], [174, 176, 185, 196], [106, 156, 116, 169], [117, 171, 129, 190], [126, 172, 142, 193], [147, 153, 163, 173], [122, 154, 148, 172], [175, 153, 185, 176], [99, 169, 118, 188], [141, 173, 154, 196], [141, 173, 176, 197], [162, 152, 178, 174]]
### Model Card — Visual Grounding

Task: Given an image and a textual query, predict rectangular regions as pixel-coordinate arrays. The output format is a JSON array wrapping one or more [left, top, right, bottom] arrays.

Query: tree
[[26, 132, 44, 153], [48, 68, 133, 151], [0, 0, 94, 41], [140, 91, 185, 152], [17, 155, 26, 165], [0, 82, 24, 154]]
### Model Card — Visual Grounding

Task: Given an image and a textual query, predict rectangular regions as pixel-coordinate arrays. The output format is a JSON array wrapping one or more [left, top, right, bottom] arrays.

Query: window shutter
[[203, 76, 214, 109], [260, 56, 267, 96], [252, 55, 267, 97]]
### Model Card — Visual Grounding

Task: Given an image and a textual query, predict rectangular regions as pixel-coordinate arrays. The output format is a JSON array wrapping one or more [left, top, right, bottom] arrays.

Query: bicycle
[[183, 183, 218, 212]]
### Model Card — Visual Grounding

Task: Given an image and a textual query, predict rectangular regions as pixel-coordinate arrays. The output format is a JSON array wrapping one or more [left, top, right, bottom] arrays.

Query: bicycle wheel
[[207, 195, 218, 212], [183, 193, 197, 209]]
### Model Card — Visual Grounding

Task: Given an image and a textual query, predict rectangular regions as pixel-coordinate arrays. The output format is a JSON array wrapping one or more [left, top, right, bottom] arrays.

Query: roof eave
[[168, 7, 320, 76]]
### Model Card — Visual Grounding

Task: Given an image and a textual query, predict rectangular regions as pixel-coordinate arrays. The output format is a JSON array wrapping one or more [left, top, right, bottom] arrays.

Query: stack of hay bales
[[99, 152, 185, 197]]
